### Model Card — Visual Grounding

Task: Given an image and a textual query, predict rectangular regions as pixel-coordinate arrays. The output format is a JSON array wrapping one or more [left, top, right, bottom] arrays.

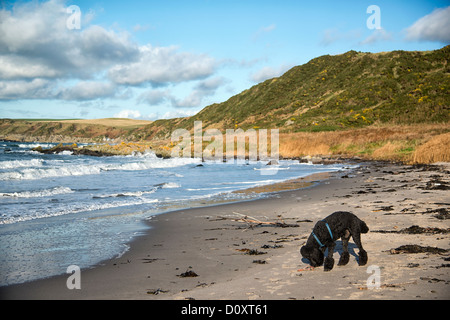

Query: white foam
[[0, 164, 103, 180], [186, 186, 235, 191], [253, 166, 290, 171], [0, 158, 44, 169], [215, 179, 279, 185], [0, 186, 74, 198], [18, 143, 55, 149], [0, 155, 199, 180], [160, 182, 181, 189], [0, 198, 159, 225]]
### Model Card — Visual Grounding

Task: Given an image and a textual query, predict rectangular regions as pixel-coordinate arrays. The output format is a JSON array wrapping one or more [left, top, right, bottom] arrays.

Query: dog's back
[[322, 211, 369, 235]]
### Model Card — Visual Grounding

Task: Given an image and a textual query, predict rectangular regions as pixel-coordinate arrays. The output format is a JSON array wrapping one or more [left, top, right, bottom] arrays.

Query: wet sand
[[1, 161, 449, 300]]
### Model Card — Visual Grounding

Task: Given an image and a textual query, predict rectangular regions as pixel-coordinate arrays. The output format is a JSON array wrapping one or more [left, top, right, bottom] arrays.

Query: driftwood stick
[[232, 212, 263, 222], [232, 212, 277, 225], [230, 212, 299, 228]]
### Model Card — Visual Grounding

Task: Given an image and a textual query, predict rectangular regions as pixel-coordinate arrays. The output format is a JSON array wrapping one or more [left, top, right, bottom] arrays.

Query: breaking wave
[[0, 186, 74, 198], [0, 155, 199, 181], [0, 158, 45, 169]]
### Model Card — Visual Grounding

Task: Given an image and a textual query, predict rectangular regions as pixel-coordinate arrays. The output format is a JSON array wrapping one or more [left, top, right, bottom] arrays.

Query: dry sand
[[1, 161, 449, 300]]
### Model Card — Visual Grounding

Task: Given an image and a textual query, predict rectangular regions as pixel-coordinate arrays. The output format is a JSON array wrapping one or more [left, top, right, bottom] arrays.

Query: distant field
[[0, 118, 154, 143], [43, 118, 153, 127]]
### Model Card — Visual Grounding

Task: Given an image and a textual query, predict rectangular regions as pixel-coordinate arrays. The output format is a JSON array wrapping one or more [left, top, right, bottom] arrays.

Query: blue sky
[[0, 0, 449, 120]]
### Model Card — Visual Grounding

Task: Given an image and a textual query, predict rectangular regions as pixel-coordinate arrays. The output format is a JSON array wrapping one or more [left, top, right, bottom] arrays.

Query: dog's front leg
[[324, 243, 335, 271]]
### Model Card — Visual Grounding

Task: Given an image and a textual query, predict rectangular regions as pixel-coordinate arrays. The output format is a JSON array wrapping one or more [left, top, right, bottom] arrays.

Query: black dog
[[300, 211, 369, 271]]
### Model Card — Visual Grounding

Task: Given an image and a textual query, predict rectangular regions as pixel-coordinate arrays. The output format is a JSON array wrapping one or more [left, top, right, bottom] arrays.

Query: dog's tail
[[360, 220, 369, 233]]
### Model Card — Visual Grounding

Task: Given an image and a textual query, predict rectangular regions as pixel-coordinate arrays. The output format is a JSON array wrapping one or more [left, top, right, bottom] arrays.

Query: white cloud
[[0, 0, 64, 53], [58, 81, 117, 101], [250, 64, 292, 83], [0, 78, 119, 101], [133, 24, 153, 32], [253, 24, 276, 41], [405, 6, 450, 43], [0, 0, 218, 103], [0, 0, 139, 81], [0, 79, 53, 100], [319, 28, 361, 46], [138, 89, 171, 106], [78, 25, 139, 67], [261, 24, 276, 33], [171, 92, 204, 109], [108, 45, 216, 86], [113, 109, 142, 119], [161, 109, 199, 119], [0, 55, 62, 79], [195, 76, 226, 92], [359, 28, 393, 45], [146, 112, 160, 120], [171, 76, 226, 108], [138, 76, 226, 109]]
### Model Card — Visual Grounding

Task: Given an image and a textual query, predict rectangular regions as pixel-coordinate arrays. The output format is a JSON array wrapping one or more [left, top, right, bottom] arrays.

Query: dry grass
[[412, 132, 450, 164], [371, 141, 404, 160], [279, 124, 450, 164], [279, 132, 331, 157], [164, 123, 449, 163]]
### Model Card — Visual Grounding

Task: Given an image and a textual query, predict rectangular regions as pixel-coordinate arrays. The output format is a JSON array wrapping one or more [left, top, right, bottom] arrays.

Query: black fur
[[300, 211, 369, 271]]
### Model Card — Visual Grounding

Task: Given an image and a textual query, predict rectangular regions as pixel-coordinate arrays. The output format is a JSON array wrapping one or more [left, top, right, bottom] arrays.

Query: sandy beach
[[1, 161, 449, 300]]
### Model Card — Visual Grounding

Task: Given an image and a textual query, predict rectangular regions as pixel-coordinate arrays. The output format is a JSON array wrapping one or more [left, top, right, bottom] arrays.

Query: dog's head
[[300, 245, 324, 267]]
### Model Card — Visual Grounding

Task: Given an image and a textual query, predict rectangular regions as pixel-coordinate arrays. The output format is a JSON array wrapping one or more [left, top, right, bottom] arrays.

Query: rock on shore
[[32, 143, 116, 157]]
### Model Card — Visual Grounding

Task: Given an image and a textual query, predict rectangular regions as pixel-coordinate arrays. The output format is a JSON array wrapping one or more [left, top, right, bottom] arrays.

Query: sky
[[0, 0, 449, 120]]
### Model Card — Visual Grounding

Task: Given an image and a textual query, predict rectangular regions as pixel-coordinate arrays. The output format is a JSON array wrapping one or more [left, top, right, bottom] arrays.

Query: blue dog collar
[[312, 220, 333, 248], [312, 231, 325, 248], [323, 220, 333, 239]]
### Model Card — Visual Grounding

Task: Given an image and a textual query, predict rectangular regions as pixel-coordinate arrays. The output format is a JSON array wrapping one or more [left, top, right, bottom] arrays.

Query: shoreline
[[0, 168, 340, 288], [0, 161, 448, 300]]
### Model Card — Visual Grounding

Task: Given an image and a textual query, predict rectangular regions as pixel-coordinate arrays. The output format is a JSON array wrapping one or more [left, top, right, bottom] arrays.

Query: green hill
[[139, 45, 449, 139]]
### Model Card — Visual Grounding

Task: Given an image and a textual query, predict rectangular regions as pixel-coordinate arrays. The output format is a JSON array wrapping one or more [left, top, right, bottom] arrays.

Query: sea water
[[0, 141, 352, 286]]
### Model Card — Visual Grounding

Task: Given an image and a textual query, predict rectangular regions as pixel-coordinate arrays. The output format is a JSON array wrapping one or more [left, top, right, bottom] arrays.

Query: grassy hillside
[[139, 45, 448, 139]]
